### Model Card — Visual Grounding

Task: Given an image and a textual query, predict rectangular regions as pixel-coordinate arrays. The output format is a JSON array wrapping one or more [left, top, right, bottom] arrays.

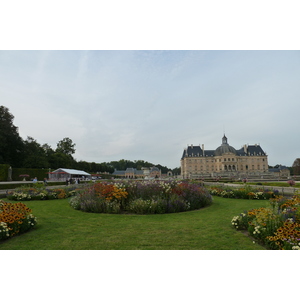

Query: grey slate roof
[[269, 165, 289, 173], [181, 136, 266, 159]]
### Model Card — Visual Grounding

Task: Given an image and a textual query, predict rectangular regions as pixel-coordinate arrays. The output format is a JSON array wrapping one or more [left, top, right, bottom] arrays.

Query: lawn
[[0, 196, 269, 250]]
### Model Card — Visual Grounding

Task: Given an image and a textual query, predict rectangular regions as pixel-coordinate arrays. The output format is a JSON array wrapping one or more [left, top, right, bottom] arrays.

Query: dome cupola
[[215, 135, 237, 156]]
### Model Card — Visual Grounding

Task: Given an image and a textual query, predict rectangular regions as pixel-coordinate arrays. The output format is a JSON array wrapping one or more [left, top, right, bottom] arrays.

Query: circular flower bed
[[69, 180, 213, 214]]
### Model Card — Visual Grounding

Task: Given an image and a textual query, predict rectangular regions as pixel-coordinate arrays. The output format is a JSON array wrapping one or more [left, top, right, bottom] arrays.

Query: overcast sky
[[1, 50, 299, 169]]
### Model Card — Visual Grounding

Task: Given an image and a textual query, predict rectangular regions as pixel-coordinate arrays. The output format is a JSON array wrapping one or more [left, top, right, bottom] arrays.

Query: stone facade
[[181, 135, 269, 179]]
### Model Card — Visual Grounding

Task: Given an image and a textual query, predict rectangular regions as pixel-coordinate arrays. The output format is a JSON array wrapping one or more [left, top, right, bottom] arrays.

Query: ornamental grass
[[231, 193, 300, 250], [70, 180, 212, 214], [0, 200, 37, 241]]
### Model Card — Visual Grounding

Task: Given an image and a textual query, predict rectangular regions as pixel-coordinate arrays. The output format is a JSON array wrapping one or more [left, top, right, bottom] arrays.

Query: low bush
[[209, 185, 278, 200], [70, 180, 213, 214], [0, 200, 37, 241], [231, 193, 300, 250], [7, 184, 78, 201]]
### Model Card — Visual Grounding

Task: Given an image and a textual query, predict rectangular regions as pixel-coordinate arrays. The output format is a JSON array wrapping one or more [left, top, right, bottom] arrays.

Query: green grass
[[0, 196, 270, 250]]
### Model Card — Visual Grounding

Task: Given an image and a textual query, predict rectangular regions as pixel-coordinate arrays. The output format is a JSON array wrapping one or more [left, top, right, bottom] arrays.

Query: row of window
[[187, 164, 266, 172], [185, 158, 265, 163]]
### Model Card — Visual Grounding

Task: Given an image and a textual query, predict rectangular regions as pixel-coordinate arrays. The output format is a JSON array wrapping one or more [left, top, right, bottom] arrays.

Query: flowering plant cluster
[[209, 185, 277, 200], [0, 200, 37, 241], [7, 186, 77, 201], [231, 193, 300, 250], [70, 180, 212, 214], [287, 180, 296, 187]]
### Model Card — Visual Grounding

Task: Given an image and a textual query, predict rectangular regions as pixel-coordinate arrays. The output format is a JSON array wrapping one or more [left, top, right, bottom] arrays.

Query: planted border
[[231, 193, 300, 250], [6, 184, 78, 201], [209, 185, 278, 200], [0, 200, 37, 241]]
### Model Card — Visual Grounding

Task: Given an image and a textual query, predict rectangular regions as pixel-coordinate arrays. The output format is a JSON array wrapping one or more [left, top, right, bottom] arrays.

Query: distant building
[[49, 168, 91, 181], [112, 166, 161, 179], [269, 165, 290, 177], [181, 135, 269, 179]]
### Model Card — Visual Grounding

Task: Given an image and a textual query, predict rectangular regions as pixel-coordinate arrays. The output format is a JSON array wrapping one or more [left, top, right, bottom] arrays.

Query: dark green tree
[[23, 136, 49, 168], [49, 152, 75, 169], [0, 106, 24, 167], [56, 137, 76, 156], [172, 167, 181, 175]]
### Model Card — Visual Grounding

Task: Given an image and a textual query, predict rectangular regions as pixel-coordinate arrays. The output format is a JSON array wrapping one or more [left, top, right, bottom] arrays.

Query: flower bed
[[0, 200, 37, 241], [7, 185, 78, 201], [209, 185, 278, 200], [231, 193, 300, 250], [69, 180, 213, 214]]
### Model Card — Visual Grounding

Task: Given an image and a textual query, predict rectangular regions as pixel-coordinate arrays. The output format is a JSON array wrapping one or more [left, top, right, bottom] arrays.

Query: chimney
[[202, 144, 205, 156], [243, 144, 247, 153]]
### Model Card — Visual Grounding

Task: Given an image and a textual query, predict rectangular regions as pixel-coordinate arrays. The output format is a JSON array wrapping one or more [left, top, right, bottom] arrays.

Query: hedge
[[0, 164, 10, 181]]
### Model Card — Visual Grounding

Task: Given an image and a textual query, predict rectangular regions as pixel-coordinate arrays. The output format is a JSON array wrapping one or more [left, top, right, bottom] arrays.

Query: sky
[[1, 50, 300, 169], [2, 1, 300, 294]]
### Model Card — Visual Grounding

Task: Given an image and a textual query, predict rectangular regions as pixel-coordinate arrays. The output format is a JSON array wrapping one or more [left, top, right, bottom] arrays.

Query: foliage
[[0, 200, 37, 241], [22, 136, 50, 168], [231, 193, 300, 250], [11, 167, 50, 181], [70, 180, 212, 214], [0, 164, 10, 181], [0, 106, 24, 167], [108, 159, 176, 174], [209, 185, 278, 200]]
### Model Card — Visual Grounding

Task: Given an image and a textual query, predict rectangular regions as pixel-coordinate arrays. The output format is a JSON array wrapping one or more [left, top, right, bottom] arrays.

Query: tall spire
[[222, 134, 228, 144]]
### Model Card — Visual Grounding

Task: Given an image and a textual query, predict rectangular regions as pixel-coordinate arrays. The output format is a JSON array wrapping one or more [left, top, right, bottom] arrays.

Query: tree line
[[0, 106, 179, 174]]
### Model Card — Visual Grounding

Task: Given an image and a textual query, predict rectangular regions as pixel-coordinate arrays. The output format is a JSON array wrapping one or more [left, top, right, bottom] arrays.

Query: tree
[[292, 158, 300, 175], [23, 136, 49, 168], [49, 152, 74, 169], [172, 167, 181, 175], [0, 106, 24, 167], [56, 138, 76, 156]]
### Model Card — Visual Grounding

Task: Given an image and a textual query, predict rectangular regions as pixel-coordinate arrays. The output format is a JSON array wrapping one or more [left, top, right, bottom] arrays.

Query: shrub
[[7, 185, 78, 201], [70, 180, 213, 214], [0, 200, 37, 241]]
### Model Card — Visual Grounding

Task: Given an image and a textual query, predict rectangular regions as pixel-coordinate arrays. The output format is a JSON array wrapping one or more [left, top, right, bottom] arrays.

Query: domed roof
[[215, 135, 237, 156]]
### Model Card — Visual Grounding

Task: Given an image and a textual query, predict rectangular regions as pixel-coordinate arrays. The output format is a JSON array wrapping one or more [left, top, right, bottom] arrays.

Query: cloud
[[1, 50, 300, 169]]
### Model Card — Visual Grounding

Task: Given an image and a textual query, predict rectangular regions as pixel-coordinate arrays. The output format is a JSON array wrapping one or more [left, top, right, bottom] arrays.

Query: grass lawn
[[0, 196, 270, 250]]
